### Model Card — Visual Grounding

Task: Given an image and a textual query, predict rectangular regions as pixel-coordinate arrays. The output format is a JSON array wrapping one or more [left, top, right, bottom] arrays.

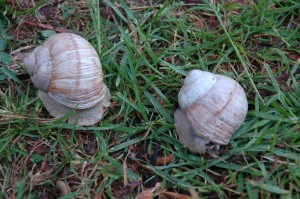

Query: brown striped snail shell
[[23, 33, 110, 126], [174, 70, 248, 154]]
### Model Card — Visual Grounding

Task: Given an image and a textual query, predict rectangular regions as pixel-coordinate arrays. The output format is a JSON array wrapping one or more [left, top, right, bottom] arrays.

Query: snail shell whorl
[[44, 33, 105, 109], [179, 70, 216, 109], [23, 33, 110, 126], [175, 69, 248, 153], [23, 51, 35, 75], [23, 45, 52, 92]]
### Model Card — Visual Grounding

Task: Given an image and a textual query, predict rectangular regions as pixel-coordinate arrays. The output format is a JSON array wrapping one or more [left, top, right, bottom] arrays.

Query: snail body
[[23, 33, 110, 126], [174, 70, 248, 154]]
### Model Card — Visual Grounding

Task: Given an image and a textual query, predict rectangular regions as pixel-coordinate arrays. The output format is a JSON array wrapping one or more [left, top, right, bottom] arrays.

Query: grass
[[0, 0, 299, 198]]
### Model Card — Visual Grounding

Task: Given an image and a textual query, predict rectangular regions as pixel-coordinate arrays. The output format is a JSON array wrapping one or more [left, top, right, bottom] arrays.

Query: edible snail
[[23, 33, 111, 126], [174, 70, 248, 154]]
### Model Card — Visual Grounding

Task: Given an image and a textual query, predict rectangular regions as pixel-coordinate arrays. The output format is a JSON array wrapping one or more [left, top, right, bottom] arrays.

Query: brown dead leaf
[[287, 52, 300, 62], [207, 16, 219, 30], [194, 18, 205, 29], [31, 171, 52, 185], [270, 157, 279, 172], [157, 97, 167, 107], [137, 182, 162, 199], [161, 191, 190, 199], [27, 140, 48, 154], [116, 181, 142, 198], [231, 154, 252, 164], [128, 20, 139, 44], [261, 65, 277, 76], [40, 154, 48, 172], [137, 190, 156, 199], [94, 195, 102, 199], [166, 57, 172, 63], [144, 154, 175, 165], [174, 10, 184, 17], [84, 139, 97, 155], [290, 80, 300, 91], [189, 186, 200, 199], [156, 155, 175, 165], [275, 72, 289, 85]]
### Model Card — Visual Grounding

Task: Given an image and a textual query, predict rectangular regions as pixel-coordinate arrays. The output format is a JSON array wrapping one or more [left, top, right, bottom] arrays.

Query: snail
[[174, 69, 248, 155], [23, 33, 111, 126]]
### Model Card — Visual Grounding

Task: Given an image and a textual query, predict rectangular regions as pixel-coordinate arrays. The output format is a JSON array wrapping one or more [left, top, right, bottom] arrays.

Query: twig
[[23, 21, 75, 34]]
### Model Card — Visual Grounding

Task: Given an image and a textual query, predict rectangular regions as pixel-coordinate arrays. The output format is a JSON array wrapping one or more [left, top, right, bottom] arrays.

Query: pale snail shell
[[23, 33, 111, 126], [174, 70, 248, 154]]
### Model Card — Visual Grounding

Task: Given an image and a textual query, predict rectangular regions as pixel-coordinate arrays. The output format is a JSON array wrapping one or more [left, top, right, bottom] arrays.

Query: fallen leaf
[[156, 155, 175, 165], [128, 20, 139, 44], [189, 186, 201, 199], [137, 182, 162, 199], [116, 181, 142, 198], [261, 65, 277, 76], [174, 10, 183, 17], [94, 195, 102, 199], [287, 52, 300, 62], [137, 190, 155, 199], [161, 191, 190, 199], [194, 18, 205, 29], [31, 171, 52, 185]]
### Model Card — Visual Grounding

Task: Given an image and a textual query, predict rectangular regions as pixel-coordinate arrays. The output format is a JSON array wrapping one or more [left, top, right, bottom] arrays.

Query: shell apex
[[178, 69, 217, 109]]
